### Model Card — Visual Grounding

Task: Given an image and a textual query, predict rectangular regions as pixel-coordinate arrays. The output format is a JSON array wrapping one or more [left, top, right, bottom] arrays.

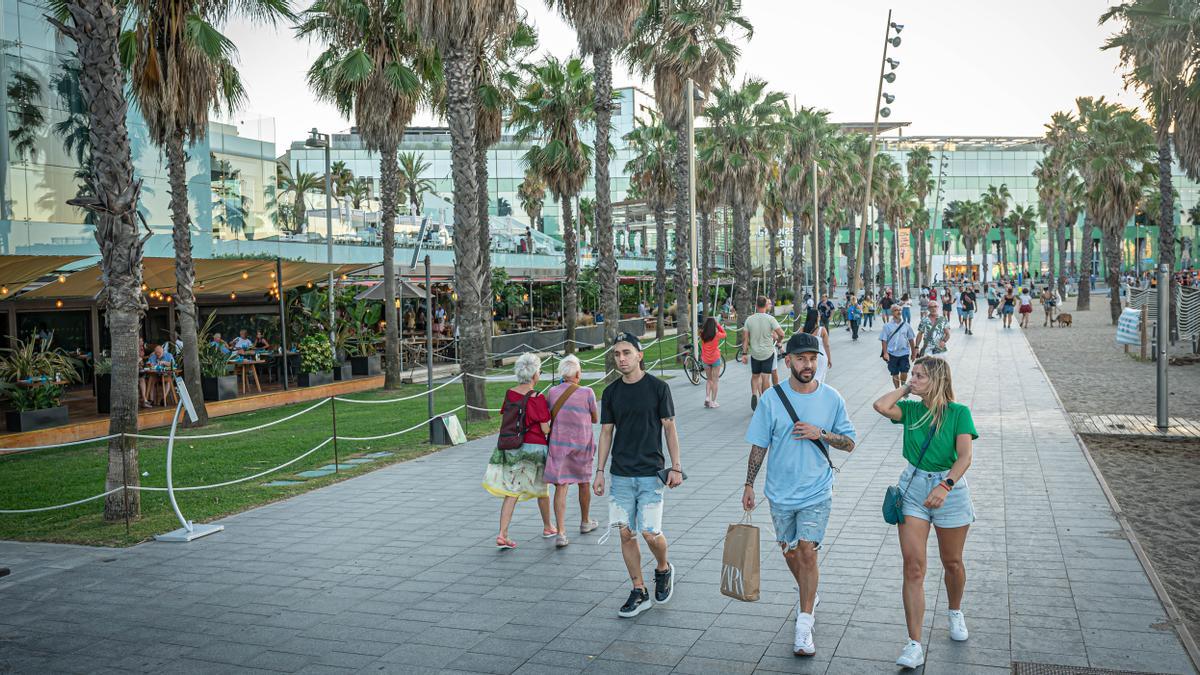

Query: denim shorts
[[704, 356, 722, 368], [769, 498, 832, 551], [887, 353, 911, 375], [899, 464, 975, 529], [609, 475, 664, 534], [962, 310, 975, 319]]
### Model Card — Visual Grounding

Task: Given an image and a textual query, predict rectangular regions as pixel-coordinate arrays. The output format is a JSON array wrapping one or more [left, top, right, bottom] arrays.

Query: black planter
[[6, 405, 68, 432], [96, 373, 111, 414], [350, 354, 381, 376], [298, 370, 333, 387], [201, 375, 238, 401], [332, 362, 353, 381]]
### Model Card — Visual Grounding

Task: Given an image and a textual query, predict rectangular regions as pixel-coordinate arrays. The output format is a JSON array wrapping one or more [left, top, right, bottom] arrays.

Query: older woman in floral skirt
[[483, 353, 555, 549], [544, 355, 600, 548]]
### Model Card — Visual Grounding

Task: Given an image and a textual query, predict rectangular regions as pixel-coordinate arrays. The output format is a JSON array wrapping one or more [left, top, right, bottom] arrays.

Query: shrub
[[299, 334, 335, 374]]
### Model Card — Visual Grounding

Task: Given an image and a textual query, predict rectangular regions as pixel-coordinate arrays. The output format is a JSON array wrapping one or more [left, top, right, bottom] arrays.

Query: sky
[[220, 0, 1143, 151]]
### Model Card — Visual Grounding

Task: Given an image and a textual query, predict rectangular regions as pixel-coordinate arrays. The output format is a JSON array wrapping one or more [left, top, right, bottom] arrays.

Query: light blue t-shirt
[[744, 382, 857, 509], [879, 319, 916, 356]]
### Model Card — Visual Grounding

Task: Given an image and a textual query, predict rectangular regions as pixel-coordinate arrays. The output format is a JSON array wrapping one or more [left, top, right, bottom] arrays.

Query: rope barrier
[[0, 487, 125, 514], [0, 433, 123, 454], [337, 405, 465, 441], [131, 438, 335, 492], [333, 375, 463, 403], [127, 398, 331, 440]]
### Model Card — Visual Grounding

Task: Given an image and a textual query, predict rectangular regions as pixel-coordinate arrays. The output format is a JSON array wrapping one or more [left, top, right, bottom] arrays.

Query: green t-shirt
[[891, 399, 978, 471], [744, 312, 782, 360]]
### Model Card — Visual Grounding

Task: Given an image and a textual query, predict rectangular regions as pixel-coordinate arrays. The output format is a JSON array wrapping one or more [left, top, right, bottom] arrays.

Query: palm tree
[[624, 110, 676, 340], [781, 105, 833, 304], [695, 132, 723, 313], [398, 151, 436, 214], [1072, 96, 1158, 323], [1011, 204, 1038, 277], [123, 0, 292, 428], [553, 0, 645, 363], [906, 146, 934, 287], [47, 0, 148, 521], [1103, 0, 1200, 332], [981, 183, 1011, 281], [345, 176, 372, 209], [578, 197, 596, 246], [407, 0, 517, 421], [301, 0, 435, 390], [630, 0, 751, 337], [1037, 110, 1082, 303], [700, 78, 787, 326], [328, 160, 353, 196], [510, 55, 594, 353], [761, 166, 785, 299], [277, 163, 323, 234], [517, 170, 546, 230], [955, 200, 986, 277]]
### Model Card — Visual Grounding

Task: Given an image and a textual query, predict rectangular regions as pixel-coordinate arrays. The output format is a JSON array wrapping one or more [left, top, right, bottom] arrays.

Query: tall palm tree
[[553, 0, 644, 362], [630, 0, 751, 338], [1103, 0, 1200, 332], [301, 0, 435, 390], [624, 109, 675, 340], [695, 131, 722, 313], [906, 146, 934, 287], [346, 176, 372, 209], [955, 200, 986, 277], [398, 151, 436, 214], [871, 154, 902, 291], [510, 55, 594, 353], [1062, 174, 1086, 299], [1037, 110, 1082, 302], [781, 105, 833, 304], [981, 183, 1011, 281], [761, 165, 785, 299], [47, 0, 147, 521], [277, 163, 323, 234], [517, 169, 546, 229], [328, 160, 353, 196], [700, 78, 787, 326], [406, 0, 516, 420], [1073, 96, 1158, 323], [1011, 204, 1039, 276], [123, 0, 291, 426]]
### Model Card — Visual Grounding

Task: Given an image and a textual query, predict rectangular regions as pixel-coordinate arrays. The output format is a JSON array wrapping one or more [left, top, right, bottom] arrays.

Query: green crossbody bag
[[883, 422, 938, 525]]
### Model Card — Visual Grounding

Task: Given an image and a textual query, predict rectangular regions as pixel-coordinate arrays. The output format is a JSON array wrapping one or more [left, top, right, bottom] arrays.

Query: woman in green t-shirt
[[872, 356, 978, 670]]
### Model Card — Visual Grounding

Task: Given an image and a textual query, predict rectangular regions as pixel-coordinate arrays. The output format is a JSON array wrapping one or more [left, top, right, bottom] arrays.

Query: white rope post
[[155, 377, 224, 542]]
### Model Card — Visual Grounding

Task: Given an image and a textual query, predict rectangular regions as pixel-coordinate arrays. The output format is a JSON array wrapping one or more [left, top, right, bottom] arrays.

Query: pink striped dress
[[544, 382, 598, 485]]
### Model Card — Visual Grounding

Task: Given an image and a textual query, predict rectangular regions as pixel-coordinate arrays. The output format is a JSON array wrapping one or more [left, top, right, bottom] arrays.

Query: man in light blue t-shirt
[[742, 332, 856, 658]]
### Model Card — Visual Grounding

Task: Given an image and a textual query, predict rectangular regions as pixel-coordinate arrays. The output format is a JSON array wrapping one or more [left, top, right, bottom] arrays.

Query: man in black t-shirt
[[960, 286, 977, 335], [595, 332, 682, 618]]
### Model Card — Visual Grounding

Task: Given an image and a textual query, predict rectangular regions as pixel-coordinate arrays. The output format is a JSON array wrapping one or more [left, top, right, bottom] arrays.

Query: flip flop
[[542, 527, 558, 538], [496, 536, 516, 550]]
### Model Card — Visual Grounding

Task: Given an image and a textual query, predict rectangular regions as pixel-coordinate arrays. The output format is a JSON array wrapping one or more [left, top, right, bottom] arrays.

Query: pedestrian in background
[[880, 305, 917, 389], [846, 296, 862, 341], [700, 316, 726, 408], [862, 293, 877, 332]]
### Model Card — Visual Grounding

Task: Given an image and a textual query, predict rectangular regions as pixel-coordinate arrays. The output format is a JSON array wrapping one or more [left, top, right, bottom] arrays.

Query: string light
[[395, 299, 401, 309], [1, 286, 8, 296], [306, 281, 313, 288], [55, 299, 63, 308], [57, 274, 66, 283], [270, 271, 276, 279], [166, 295, 172, 303], [241, 271, 249, 280], [230, 292, 237, 300], [340, 274, 348, 281], [141, 283, 147, 291]]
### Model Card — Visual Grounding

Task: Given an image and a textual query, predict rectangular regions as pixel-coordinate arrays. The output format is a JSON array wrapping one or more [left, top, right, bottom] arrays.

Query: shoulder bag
[[882, 421, 938, 525], [771, 384, 835, 472]]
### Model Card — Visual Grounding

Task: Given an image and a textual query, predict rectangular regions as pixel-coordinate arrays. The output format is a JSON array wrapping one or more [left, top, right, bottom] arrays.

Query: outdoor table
[[15, 377, 69, 388], [140, 367, 179, 406], [229, 357, 264, 394]]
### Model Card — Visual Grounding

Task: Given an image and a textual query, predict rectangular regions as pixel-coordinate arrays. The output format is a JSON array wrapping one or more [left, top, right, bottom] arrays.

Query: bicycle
[[680, 336, 727, 385], [828, 308, 847, 328]]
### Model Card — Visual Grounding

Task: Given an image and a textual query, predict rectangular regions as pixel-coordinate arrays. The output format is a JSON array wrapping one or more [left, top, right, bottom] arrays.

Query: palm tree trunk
[[876, 213, 886, 291], [1048, 221, 1057, 294], [380, 143, 401, 389], [562, 196, 578, 353], [1103, 221, 1123, 324], [165, 133, 206, 425], [733, 201, 752, 328], [826, 220, 837, 298], [1056, 207, 1068, 301], [672, 126, 691, 346], [1077, 219, 1093, 311], [593, 48, 619, 369], [475, 139, 492, 358], [966, 240, 974, 277], [767, 226, 778, 300], [700, 210, 711, 320], [654, 203, 667, 341], [791, 212, 803, 311], [845, 215, 857, 296], [1156, 109, 1177, 337], [889, 225, 898, 296], [443, 45, 487, 421], [53, 0, 143, 521]]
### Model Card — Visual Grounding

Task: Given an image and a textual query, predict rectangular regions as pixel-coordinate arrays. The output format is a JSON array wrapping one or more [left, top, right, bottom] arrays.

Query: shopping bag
[[720, 514, 760, 602]]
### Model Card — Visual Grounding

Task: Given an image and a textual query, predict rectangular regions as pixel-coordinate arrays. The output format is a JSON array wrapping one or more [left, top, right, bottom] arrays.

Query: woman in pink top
[[700, 316, 726, 408], [544, 355, 599, 548]]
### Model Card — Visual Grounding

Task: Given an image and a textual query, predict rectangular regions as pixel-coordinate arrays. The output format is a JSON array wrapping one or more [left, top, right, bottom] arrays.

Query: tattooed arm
[[742, 445, 767, 511], [822, 432, 855, 453]]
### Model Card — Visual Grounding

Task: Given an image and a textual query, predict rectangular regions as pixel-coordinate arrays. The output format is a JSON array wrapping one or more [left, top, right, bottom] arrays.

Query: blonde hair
[[912, 356, 954, 428]]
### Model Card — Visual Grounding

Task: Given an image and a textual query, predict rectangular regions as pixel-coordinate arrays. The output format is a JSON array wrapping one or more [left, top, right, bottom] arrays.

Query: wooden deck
[[1070, 412, 1200, 440]]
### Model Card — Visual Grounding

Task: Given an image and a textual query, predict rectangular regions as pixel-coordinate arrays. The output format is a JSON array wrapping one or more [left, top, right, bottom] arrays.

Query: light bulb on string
[[58, 274, 66, 283], [306, 281, 313, 288], [141, 283, 147, 292], [242, 271, 249, 280], [1, 286, 8, 295], [55, 299, 63, 308], [230, 292, 237, 300], [270, 271, 276, 279]]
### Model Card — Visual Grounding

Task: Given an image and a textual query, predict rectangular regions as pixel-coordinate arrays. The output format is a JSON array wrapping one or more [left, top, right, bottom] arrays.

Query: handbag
[[771, 385, 835, 472], [883, 421, 938, 525]]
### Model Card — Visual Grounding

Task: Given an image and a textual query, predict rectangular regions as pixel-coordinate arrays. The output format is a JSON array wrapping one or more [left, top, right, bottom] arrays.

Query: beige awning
[[355, 279, 430, 301], [0, 255, 90, 299]]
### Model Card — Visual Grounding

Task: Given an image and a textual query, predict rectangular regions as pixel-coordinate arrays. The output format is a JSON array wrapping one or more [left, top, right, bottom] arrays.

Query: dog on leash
[[1052, 313, 1073, 327]]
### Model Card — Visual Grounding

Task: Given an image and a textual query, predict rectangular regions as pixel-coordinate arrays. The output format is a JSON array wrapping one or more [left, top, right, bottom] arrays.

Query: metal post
[[324, 137, 335, 350], [276, 257, 289, 390], [929, 150, 947, 286], [330, 395, 339, 473], [155, 377, 222, 542], [425, 255, 435, 441], [688, 78, 699, 364], [855, 9, 893, 294], [1156, 263, 1169, 429], [812, 159, 820, 301]]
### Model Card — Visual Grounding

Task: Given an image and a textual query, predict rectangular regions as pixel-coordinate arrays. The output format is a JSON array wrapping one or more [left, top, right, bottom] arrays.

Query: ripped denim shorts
[[769, 497, 832, 552], [608, 475, 664, 535]]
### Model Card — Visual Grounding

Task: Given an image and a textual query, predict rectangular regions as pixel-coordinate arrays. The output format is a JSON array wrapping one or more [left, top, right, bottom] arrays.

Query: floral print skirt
[[482, 442, 549, 501]]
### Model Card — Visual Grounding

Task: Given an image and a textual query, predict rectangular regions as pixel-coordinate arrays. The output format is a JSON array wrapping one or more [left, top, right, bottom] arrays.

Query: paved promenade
[[1, 313, 1195, 674]]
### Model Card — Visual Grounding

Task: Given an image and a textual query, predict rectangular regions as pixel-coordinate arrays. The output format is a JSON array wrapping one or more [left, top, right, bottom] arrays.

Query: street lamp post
[[855, 12, 903, 294], [688, 78, 700, 362], [306, 129, 335, 347], [928, 150, 949, 287]]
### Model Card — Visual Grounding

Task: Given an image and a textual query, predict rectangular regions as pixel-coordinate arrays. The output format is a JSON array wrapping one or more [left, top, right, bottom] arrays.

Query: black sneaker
[[751, 394, 758, 411], [654, 563, 675, 604], [618, 587, 651, 618]]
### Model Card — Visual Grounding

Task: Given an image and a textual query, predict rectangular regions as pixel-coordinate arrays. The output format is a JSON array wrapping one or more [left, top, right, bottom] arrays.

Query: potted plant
[[331, 320, 354, 381], [298, 333, 335, 387], [0, 338, 81, 432], [94, 355, 112, 413], [347, 301, 382, 376], [199, 341, 237, 401]]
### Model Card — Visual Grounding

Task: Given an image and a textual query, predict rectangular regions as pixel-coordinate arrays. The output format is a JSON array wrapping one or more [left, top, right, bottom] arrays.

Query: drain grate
[[1012, 663, 1170, 675]]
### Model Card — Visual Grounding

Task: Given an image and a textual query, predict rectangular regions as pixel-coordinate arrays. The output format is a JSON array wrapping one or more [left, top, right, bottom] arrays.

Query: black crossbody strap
[[772, 384, 835, 472]]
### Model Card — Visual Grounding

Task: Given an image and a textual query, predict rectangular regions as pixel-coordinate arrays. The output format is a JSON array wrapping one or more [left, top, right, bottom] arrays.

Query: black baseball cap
[[613, 332, 642, 351], [784, 332, 821, 355]]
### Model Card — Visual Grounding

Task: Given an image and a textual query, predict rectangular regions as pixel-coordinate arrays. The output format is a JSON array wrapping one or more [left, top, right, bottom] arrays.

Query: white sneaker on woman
[[895, 639, 924, 669], [793, 612, 815, 657], [948, 609, 969, 641]]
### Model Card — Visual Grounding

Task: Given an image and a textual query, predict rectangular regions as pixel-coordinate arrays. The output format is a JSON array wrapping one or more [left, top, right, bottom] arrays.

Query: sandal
[[580, 520, 599, 534], [555, 534, 569, 548], [542, 527, 558, 538], [496, 536, 516, 550]]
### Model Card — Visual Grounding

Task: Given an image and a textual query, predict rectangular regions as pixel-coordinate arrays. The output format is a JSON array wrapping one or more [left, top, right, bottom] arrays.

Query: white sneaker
[[896, 640, 924, 669], [795, 588, 821, 618], [948, 609, 969, 641], [793, 612, 815, 657]]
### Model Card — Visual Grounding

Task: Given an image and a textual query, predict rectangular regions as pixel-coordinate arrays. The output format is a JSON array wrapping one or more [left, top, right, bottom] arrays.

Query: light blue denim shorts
[[769, 497, 832, 551], [899, 464, 975, 528], [609, 475, 664, 534]]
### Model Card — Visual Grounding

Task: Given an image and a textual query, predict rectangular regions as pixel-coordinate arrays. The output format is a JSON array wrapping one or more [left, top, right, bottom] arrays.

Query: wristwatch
[[943, 477, 956, 488], [819, 428, 828, 440]]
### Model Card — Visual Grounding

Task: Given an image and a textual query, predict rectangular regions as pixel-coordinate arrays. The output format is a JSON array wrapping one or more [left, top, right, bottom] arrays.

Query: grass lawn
[[0, 380, 523, 547]]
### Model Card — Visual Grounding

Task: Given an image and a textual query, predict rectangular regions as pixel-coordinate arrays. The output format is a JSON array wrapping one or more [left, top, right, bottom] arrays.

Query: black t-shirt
[[961, 291, 976, 311], [601, 373, 675, 477], [880, 296, 894, 311]]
